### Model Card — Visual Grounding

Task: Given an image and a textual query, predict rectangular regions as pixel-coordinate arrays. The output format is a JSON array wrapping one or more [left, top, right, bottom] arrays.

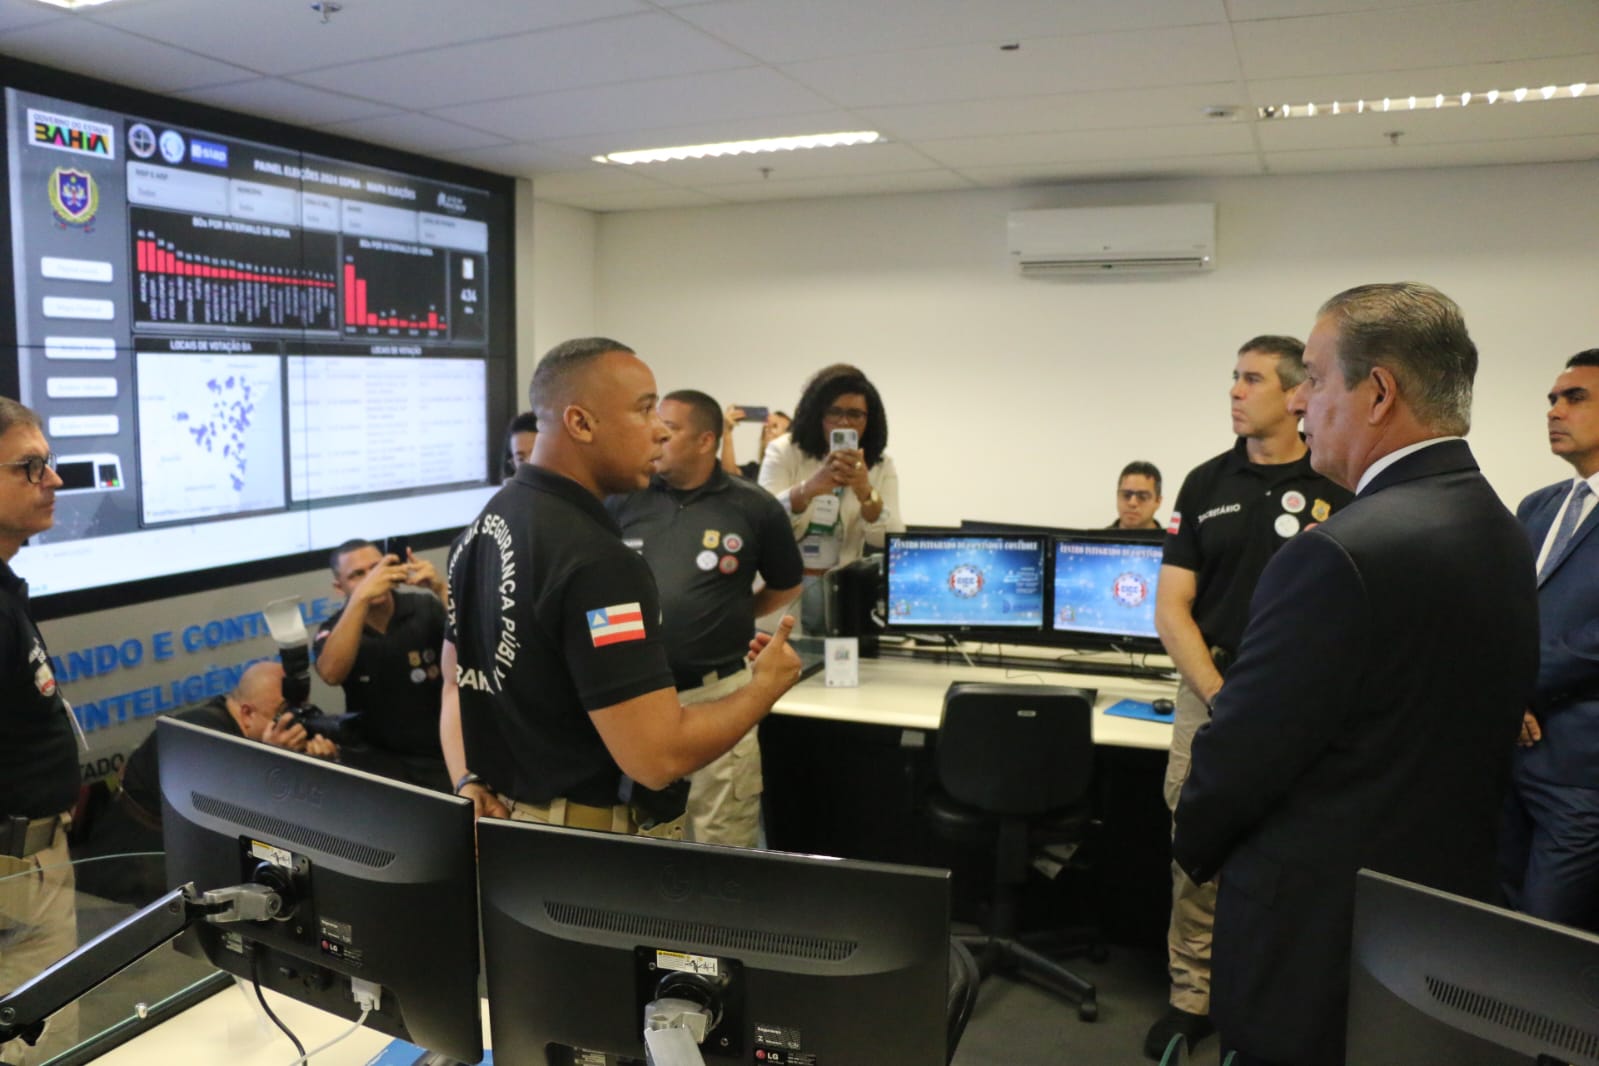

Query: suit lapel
[[1540, 491, 1599, 586]]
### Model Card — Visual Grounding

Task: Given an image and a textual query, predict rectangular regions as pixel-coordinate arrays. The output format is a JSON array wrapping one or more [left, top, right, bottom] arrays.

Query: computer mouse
[[1151, 698, 1175, 716]]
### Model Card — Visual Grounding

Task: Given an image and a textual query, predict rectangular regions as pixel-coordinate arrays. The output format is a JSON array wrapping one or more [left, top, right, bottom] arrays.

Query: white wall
[[587, 161, 1598, 528], [522, 189, 597, 389]]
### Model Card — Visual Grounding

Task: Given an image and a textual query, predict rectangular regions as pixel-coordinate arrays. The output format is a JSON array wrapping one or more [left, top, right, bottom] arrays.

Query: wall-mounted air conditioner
[[1006, 203, 1216, 277]]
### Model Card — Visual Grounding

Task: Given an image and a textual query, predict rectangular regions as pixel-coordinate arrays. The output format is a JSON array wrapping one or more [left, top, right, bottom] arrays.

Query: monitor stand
[[643, 1026, 706, 1066]]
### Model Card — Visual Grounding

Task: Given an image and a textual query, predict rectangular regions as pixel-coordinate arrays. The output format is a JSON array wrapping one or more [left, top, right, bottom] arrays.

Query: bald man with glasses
[[0, 396, 80, 1066]]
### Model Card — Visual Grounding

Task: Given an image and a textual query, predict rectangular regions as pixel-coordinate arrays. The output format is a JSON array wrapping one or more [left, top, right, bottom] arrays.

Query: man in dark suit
[[1172, 282, 1540, 1066], [1500, 348, 1599, 933]]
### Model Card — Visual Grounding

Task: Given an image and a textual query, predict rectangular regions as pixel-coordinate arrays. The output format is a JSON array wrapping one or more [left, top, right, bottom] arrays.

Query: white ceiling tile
[[916, 123, 1260, 168], [292, 11, 753, 109], [673, 0, 1226, 64], [1234, 0, 1599, 81], [86, 0, 647, 76], [631, 142, 942, 188], [428, 68, 837, 142], [1254, 98, 1599, 151], [954, 154, 1264, 185], [860, 84, 1250, 141], [0, 19, 257, 92], [534, 166, 679, 198], [537, 185, 728, 213], [313, 111, 511, 155], [445, 142, 594, 176], [707, 170, 979, 202], [1264, 134, 1599, 173], [173, 78, 399, 127], [780, 23, 1242, 107], [537, 111, 866, 162], [1228, 0, 1471, 19]]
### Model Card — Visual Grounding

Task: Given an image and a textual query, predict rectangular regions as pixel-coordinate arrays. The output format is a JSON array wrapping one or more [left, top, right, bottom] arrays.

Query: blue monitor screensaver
[[886, 535, 1046, 629], [1052, 538, 1162, 639]]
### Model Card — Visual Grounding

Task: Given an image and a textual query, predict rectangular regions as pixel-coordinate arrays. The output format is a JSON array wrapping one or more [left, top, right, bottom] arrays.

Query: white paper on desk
[[824, 637, 859, 687]]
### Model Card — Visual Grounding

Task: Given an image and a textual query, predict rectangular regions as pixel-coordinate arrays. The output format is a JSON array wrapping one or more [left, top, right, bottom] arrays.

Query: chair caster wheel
[[1078, 1000, 1098, 1022]]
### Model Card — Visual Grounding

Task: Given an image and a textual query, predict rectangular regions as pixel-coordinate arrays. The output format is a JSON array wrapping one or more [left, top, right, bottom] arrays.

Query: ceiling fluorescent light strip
[[29, 0, 122, 8], [1259, 82, 1591, 120], [593, 130, 881, 166]]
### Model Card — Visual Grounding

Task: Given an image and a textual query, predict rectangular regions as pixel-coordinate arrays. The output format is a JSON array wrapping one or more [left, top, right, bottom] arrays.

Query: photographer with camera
[[313, 538, 450, 791], [117, 661, 336, 829], [758, 364, 903, 631]]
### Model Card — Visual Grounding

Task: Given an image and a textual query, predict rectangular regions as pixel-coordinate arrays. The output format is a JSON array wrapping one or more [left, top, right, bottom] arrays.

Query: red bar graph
[[136, 237, 336, 289], [342, 260, 446, 334]]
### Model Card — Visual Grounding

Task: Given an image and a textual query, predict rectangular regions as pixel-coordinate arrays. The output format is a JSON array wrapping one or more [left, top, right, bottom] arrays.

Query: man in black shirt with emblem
[[0, 397, 79, 1065], [608, 389, 803, 846], [442, 338, 803, 837], [1143, 337, 1353, 1059], [314, 539, 449, 790]]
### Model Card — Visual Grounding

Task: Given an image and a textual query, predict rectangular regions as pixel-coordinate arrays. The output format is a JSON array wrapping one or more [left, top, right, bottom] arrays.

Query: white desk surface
[[89, 980, 398, 1065], [773, 654, 1177, 751]]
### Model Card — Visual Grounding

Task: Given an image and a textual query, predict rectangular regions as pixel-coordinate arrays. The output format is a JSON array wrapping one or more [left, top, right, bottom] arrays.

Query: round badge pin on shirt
[[1282, 490, 1307, 514], [719, 555, 739, 575], [724, 533, 743, 554], [1274, 513, 1301, 538], [696, 549, 718, 571]]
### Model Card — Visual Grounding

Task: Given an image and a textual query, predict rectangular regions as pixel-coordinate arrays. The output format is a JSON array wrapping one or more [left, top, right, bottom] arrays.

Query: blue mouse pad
[[366, 1041, 493, 1065], [1104, 698, 1174, 723]]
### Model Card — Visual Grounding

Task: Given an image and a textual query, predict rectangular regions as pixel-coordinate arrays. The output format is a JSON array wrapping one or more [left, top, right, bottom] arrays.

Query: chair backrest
[[937, 682, 1096, 816]]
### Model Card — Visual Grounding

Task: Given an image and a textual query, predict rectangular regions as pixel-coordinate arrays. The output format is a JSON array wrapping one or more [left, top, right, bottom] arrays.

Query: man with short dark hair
[[313, 538, 450, 790], [1174, 283, 1540, 1065], [442, 338, 803, 837], [1112, 460, 1163, 530], [1500, 348, 1599, 933], [1145, 335, 1352, 1059], [609, 389, 804, 846], [506, 410, 538, 480], [0, 396, 78, 1065]]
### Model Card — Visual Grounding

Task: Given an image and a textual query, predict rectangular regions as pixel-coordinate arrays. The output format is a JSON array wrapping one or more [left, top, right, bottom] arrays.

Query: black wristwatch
[[453, 771, 483, 795]]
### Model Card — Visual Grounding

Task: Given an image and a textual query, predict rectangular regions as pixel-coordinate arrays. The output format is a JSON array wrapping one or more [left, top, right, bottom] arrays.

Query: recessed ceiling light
[[1257, 80, 1596, 120], [593, 131, 881, 166], [28, 0, 121, 8]]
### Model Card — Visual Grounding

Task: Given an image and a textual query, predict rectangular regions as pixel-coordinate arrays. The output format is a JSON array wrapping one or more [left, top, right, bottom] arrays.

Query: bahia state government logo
[[48, 167, 98, 231], [1112, 571, 1149, 608]]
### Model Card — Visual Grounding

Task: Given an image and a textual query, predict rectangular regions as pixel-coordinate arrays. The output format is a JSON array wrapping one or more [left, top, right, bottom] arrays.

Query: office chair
[[946, 937, 980, 1064], [924, 681, 1102, 1022]]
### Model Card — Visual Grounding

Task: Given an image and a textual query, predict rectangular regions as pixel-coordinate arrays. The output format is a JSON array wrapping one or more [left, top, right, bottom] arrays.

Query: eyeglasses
[[1118, 489, 1155, 503], [0, 454, 56, 484], [823, 406, 868, 423]]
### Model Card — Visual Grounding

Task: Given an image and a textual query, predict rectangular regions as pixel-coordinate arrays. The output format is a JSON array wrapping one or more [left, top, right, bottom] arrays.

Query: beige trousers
[[680, 666, 762, 848], [1162, 680, 1219, 1014], [0, 815, 79, 1065]]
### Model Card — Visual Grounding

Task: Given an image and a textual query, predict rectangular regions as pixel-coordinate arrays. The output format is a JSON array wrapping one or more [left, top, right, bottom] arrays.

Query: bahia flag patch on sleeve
[[587, 602, 646, 647]]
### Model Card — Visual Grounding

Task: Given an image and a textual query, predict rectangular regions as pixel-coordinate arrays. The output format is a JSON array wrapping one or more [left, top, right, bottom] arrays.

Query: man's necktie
[[1539, 480, 1593, 581]]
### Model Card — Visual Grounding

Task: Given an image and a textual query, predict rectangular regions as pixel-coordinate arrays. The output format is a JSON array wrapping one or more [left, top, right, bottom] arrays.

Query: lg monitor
[[1048, 530, 1165, 653], [1347, 869, 1599, 1064], [476, 819, 952, 1066], [157, 718, 483, 1063], [883, 531, 1047, 635]]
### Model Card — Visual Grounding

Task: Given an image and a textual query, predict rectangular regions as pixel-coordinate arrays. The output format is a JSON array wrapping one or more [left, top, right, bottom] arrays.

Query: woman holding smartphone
[[759, 364, 903, 630]]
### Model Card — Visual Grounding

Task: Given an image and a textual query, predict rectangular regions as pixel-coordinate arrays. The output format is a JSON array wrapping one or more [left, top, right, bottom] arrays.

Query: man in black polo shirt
[[1143, 336, 1353, 1059], [0, 397, 78, 1065], [608, 389, 804, 846], [442, 338, 803, 837], [314, 539, 450, 791]]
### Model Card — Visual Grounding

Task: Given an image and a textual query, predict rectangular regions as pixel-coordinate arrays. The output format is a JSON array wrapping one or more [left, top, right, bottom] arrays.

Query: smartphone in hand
[[383, 535, 412, 561], [738, 405, 770, 423], [829, 427, 858, 452]]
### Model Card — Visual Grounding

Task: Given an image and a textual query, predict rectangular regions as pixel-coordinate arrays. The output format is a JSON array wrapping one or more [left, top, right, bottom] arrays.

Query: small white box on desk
[[824, 637, 859, 687]]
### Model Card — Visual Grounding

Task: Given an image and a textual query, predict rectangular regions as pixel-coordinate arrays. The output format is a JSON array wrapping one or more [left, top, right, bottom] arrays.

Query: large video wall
[[1, 60, 516, 612]]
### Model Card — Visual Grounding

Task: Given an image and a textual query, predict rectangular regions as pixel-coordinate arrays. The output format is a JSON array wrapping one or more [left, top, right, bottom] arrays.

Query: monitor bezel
[[881, 529, 1050, 637], [1043, 527, 1167, 654]]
